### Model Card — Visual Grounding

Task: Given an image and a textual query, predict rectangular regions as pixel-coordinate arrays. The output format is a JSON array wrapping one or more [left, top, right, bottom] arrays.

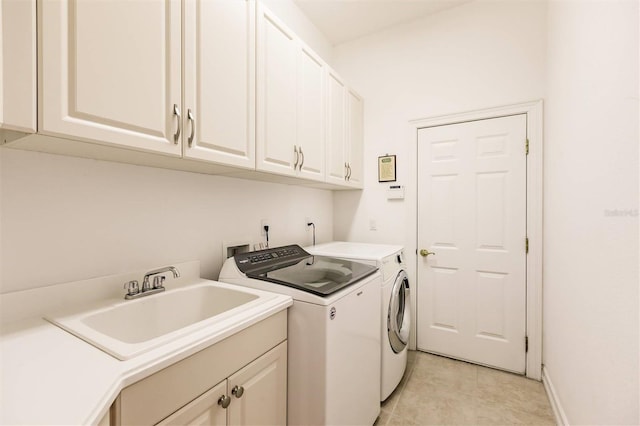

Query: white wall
[[331, 0, 547, 346], [332, 0, 547, 243], [0, 149, 333, 293], [543, 1, 639, 424]]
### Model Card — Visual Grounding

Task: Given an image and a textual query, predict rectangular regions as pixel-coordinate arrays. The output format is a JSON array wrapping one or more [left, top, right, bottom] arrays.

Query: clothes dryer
[[306, 242, 411, 401]]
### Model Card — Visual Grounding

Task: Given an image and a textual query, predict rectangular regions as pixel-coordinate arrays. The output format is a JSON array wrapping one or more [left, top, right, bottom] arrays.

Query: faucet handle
[[152, 275, 166, 289], [124, 280, 140, 296]]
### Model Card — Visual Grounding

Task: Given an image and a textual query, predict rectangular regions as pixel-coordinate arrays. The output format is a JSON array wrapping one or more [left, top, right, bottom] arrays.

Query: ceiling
[[293, 0, 472, 46]]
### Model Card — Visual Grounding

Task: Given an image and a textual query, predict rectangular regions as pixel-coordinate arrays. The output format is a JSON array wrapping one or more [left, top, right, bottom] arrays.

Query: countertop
[[0, 262, 292, 425]]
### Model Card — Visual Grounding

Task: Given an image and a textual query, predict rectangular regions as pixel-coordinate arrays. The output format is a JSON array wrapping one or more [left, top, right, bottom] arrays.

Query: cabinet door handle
[[187, 109, 195, 147], [298, 147, 304, 171], [173, 104, 181, 144], [232, 385, 245, 398], [293, 145, 299, 170], [344, 162, 348, 180], [217, 395, 231, 409], [347, 163, 352, 180]]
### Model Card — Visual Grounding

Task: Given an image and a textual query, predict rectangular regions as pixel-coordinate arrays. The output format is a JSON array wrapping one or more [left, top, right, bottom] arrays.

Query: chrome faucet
[[123, 266, 180, 300]]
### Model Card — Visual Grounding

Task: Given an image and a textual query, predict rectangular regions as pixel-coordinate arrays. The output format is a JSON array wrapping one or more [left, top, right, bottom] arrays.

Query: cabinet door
[[156, 380, 227, 426], [346, 89, 364, 188], [228, 342, 287, 426], [183, 0, 255, 169], [325, 69, 347, 185], [256, 4, 298, 176], [1, 0, 36, 133], [39, 0, 181, 155], [296, 45, 325, 182]]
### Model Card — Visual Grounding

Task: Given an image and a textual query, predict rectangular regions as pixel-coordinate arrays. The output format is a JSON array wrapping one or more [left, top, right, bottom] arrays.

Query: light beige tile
[[409, 353, 478, 396], [381, 385, 402, 414], [476, 400, 555, 425], [390, 352, 556, 426], [394, 378, 477, 425], [374, 408, 392, 426], [477, 366, 554, 419]]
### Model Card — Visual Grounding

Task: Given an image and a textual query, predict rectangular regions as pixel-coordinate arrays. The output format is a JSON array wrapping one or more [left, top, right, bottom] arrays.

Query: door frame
[[409, 100, 543, 380]]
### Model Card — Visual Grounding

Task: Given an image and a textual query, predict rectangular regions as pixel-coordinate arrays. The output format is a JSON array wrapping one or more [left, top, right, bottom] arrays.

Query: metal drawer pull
[[232, 385, 245, 398], [299, 147, 304, 170], [173, 104, 181, 144], [187, 109, 195, 147], [218, 395, 231, 408]]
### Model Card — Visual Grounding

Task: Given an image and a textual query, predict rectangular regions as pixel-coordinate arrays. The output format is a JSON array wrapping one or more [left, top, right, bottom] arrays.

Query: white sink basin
[[46, 282, 280, 360]]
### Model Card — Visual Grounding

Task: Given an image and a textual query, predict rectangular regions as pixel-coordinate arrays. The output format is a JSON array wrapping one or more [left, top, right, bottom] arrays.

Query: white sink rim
[[45, 281, 278, 361]]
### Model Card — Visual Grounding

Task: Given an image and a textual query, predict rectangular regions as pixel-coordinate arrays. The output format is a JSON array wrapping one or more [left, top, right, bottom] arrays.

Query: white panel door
[[183, 0, 255, 169], [39, 0, 181, 155], [228, 342, 287, 426], [416, 114, 527, 373], [296, 45, 325, 182], [325, 70, 347, 185], [256, 4, 297, 176]]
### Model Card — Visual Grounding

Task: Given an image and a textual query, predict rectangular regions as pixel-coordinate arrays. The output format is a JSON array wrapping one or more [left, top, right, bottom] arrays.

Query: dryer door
[[388, 270, 411, 353]]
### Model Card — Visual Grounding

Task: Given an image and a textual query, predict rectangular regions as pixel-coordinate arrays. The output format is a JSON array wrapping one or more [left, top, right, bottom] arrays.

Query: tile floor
[[375, 351, 556, 425]]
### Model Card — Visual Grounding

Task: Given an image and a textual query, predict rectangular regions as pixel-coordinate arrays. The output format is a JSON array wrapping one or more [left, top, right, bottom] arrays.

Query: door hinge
[[525, 139, 529, 155], [525, 237, 529, 254], [525, 336, 529, 353]]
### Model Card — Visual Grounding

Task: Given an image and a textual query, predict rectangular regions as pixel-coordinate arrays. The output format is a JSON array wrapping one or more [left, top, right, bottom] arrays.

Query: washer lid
[[234, 245, 378, 297], [249, 256, 378, 296]]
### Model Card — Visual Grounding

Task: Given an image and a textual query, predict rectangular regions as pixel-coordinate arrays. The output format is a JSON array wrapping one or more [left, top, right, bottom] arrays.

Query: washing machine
[[219, 244, 382, 426], [307, 241, 410, 401]]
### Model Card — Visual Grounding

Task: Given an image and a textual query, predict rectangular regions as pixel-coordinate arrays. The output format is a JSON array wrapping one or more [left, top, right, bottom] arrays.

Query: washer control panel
[[234, 244, 310, 273]]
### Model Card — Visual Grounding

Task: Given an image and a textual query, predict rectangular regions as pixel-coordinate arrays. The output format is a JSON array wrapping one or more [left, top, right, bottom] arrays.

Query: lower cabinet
[[158, 342, 287, 426], [111, 311, 287, 426]]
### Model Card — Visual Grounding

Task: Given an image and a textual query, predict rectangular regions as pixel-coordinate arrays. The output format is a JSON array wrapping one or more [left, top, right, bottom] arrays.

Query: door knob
[[420, 249, 435, 257]]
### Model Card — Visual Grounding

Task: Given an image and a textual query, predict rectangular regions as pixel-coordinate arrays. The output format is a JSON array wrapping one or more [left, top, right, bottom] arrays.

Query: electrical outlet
[[261, 219, 269, 235], [369, 219, 377, 231]]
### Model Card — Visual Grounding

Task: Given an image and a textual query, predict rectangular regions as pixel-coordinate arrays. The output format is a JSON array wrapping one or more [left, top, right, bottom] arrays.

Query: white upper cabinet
[[256, 3, 326, 183], [183, 0, 255, 169], [10, 0, 361, 188], [39, 0, 182, 155], [346, 88, 364, 188], [326, 69, 347, 185], [326, 71, 364, 189], [295, 45, 325, 182], [0, 0, 36, 134], [256, 4, 298, 175]]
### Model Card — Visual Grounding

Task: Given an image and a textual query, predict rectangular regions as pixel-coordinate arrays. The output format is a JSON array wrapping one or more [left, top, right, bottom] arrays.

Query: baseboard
[[542, 366, 570, 426]]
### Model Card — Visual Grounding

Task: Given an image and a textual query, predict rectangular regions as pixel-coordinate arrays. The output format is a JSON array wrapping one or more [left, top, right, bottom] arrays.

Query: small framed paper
[[378, 155, 396, 182]]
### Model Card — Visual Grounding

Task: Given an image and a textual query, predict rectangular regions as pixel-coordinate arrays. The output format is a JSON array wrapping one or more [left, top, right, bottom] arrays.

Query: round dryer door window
[[388, 270, 410, 353]]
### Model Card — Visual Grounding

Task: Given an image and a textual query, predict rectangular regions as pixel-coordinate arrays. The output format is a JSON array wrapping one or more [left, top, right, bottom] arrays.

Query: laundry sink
[[46, 282, 278, 360]]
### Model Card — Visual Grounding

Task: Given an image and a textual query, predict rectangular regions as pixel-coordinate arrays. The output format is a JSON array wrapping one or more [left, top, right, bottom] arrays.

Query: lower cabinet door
[[157, 380, 227, 426], [228, 342, 287, 426]]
